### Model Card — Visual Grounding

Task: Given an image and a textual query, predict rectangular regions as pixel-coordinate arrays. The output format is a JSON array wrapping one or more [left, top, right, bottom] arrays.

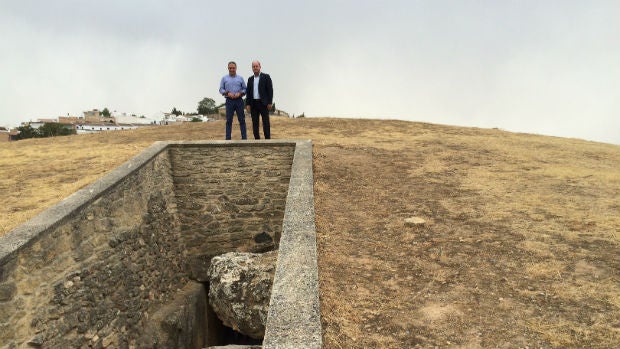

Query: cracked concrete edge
[[263, 139, 322, 349]]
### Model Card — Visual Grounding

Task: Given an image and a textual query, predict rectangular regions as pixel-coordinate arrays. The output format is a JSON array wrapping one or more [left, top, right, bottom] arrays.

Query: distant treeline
[[14, 123, 76, 140]]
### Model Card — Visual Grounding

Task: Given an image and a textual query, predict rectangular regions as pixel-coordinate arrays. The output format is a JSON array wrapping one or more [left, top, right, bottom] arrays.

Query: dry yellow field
[[1, 117, 619, 348]]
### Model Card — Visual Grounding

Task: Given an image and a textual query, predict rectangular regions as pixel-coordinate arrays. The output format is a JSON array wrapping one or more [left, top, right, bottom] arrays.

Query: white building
[[75, 124, 140, 134], [27, 118, 57, 129], [114, 114, 157, 125]]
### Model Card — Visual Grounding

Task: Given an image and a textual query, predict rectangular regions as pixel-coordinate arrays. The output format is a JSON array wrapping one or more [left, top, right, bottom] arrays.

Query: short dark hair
[[228, 61, 237, 67]]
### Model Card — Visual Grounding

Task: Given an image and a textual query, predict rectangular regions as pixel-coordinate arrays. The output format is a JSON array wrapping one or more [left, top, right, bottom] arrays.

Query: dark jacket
[[245, 73, 273, 106]]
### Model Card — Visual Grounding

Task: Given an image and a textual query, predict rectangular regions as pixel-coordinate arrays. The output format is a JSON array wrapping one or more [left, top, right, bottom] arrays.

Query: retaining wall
[[0, 140, 321, 349]]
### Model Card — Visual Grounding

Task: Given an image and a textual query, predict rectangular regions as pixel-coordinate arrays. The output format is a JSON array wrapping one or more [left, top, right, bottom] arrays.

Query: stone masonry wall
[[0, 150, 189, 349], [169, 144, 295, 281], [0, 142, 297, 349]]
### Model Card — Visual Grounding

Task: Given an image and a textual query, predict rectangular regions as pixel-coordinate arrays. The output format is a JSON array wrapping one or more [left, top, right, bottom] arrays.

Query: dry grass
[[1, 117, 619, 348]]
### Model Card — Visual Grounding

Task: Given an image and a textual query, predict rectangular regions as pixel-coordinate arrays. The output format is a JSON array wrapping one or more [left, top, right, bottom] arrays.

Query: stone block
[[0, 282, 16, 302]]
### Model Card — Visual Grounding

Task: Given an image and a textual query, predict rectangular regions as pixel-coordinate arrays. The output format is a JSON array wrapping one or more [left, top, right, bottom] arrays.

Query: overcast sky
[[1, 0, 618, 144]]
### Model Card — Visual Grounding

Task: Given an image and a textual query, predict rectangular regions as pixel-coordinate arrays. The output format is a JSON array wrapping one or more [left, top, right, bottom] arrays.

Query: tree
[[171, 107, 182, 116], [14, 123, 75, 140], [102, 108, 111, 117], [197, 97, 217, 115], [191, 117, 203, 122], [38, 123, 76, 137], [15, 125, 38, 140]]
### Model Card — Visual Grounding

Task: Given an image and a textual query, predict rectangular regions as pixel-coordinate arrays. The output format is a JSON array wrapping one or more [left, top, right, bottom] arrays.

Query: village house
[[74, 110, 157, 134], [12, 109, 159, 137], [159, 112, 212, 124], [114, 112, 157, 125], [28, 118, 58, 129], [0, 127, 20, 142], [58, 116, 84, 125], [0, 127, 11, 142], [75, 124, 140, 133]]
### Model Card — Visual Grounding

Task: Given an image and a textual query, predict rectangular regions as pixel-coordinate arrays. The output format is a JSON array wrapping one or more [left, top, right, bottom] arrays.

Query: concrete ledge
[[263, 140, 322, 349]]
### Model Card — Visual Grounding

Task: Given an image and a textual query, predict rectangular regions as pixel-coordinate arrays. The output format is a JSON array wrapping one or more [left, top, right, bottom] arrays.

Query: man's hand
[[246, 105, 251, 112], [267, 104, 273, 111]]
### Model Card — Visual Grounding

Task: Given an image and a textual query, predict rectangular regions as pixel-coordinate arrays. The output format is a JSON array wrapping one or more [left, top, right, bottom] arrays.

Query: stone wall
[[0, 142, 296, 349], [1, 150, 185, 349], [170, 145, 294, 281]]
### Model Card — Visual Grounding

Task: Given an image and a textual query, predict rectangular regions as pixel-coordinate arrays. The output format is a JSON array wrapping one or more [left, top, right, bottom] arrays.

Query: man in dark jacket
[[245, 60, 273, 139]]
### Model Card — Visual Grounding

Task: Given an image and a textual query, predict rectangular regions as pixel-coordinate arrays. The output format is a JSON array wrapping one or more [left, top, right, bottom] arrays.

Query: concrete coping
[[262, 140, 322, 349], [0, 139, 322, 349]]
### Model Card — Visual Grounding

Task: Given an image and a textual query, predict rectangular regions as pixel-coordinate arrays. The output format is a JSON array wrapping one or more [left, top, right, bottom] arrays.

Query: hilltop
[[1, 117, 619, 348]]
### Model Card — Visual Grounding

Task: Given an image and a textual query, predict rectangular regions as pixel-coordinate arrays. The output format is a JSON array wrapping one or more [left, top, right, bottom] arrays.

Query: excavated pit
[[0, 140, 321, 349]]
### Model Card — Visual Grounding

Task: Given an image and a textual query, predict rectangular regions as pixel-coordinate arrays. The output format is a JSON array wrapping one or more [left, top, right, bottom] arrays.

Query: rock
[[207, 251, 277, 339], [405, 216, 426, 226], [186, 231, 276, 282], [0, 283, 16, 302], [136, 282, 208, 349], [27, 334, 44, 347]]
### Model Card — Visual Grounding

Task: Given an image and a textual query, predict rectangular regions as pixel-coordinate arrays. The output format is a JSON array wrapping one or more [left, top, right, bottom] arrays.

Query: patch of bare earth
[[1, 117, 619, 348]]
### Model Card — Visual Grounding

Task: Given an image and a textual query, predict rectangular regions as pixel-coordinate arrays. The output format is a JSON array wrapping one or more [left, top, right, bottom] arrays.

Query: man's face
[[228, 63, 237, 76], [252, 62, 261, 76]]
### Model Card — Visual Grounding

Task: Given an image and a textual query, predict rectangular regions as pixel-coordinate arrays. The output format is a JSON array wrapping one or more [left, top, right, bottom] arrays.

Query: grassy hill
[[1, 117, 619, 348]]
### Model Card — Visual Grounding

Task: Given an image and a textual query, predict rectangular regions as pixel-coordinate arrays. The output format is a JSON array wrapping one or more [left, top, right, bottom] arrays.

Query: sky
[[1, 0, 618, 144]]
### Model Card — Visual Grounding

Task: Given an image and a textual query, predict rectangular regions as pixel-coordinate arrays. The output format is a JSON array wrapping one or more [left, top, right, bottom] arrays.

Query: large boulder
[[207, 251, 277, 339]]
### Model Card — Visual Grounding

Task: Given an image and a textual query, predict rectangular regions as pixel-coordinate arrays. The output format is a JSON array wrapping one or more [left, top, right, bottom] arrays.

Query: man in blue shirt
[[219, 61, 247, 140]]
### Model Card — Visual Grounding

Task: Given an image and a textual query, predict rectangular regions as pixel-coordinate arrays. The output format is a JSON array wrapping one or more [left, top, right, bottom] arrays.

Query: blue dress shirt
[[219, 74, 247, 96]]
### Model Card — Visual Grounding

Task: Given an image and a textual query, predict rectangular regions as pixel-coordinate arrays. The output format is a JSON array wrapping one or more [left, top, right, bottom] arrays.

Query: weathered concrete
[[0, 140, 321, 349], [262, 140, 322, 349]]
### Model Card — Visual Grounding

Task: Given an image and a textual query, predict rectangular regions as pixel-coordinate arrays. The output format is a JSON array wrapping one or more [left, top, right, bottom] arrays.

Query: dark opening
[[219, 325, 263, 346]]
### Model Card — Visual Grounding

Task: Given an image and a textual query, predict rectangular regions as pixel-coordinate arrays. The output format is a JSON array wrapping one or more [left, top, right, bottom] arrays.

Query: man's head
[[252, 60, 261, 76], [228, 61, 237, 76]]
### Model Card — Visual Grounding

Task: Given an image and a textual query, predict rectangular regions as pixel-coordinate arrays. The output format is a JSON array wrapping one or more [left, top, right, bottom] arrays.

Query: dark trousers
[[249, 99, 270, 140], [225, 98, 247, 140]]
